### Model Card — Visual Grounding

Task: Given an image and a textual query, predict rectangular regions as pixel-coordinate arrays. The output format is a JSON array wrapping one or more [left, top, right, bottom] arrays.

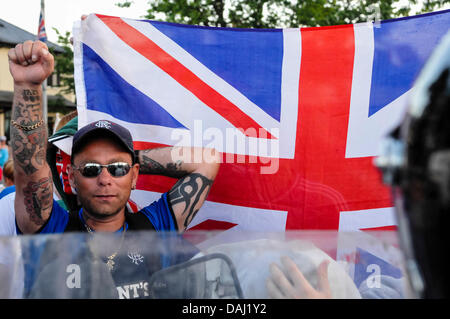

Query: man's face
[[68, 137, 139, 220]]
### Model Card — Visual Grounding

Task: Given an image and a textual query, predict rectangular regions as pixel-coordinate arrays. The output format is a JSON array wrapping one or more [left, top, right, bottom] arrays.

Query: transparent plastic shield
[[148, 253, 243, 299], [0, 229, 416, 299]]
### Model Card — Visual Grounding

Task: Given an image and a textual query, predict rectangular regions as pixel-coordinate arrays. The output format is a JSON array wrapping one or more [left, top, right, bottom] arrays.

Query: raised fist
[[8, 40, 54, 86]]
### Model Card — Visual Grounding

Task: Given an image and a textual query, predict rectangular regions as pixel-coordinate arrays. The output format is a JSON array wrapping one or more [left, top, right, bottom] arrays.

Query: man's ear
[[131, 163, 140, 189], [67, 164, 78, 194]]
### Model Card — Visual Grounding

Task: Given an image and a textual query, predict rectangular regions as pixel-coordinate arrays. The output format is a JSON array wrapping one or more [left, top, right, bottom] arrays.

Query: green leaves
[[49, 28, 74, 95], [115, 0, 449, 28]]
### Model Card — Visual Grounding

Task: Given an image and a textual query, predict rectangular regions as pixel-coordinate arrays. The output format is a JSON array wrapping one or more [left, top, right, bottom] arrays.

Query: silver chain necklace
[[85, 223, 127, 271]]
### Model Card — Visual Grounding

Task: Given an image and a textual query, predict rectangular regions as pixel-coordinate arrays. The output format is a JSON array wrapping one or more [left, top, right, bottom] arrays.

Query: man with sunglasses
[[9, 40, 220, 236]]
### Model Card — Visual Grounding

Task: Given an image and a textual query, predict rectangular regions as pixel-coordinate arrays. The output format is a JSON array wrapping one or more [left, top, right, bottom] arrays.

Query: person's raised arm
[[137, 146, 220, 231], [8, 40, 54, 234]]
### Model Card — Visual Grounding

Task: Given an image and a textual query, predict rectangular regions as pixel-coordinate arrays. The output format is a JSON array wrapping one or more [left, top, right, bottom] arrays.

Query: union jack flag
[[37, 0, 47, 42], [72, 11, 450, 240]]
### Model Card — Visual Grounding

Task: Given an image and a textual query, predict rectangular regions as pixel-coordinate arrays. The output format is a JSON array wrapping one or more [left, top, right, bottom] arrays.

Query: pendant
[[106, 258, 115, 271]]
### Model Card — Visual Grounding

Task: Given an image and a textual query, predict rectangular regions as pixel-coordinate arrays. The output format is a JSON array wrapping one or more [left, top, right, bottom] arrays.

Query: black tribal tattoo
[[168, 173, 213, 228]]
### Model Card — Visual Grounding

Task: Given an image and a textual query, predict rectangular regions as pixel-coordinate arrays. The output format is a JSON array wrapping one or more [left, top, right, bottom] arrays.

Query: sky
[[1, 0, 151, 43]]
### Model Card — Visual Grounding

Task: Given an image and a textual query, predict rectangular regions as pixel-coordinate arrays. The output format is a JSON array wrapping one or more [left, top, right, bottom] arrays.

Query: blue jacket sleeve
[[139, 192, 178, 231], [16, 200, 69, 234], [37, 200, 69, 234]]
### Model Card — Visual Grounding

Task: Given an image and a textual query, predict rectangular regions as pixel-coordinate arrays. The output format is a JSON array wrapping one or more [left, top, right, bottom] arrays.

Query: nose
[[96, 166, 113, 185]]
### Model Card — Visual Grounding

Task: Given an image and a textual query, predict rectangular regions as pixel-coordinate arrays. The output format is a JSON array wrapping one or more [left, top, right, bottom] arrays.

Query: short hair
[[3, 159, 14, 183]]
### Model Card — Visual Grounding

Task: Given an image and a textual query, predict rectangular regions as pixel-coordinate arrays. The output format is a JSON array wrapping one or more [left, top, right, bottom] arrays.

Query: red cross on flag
[[72, 11, 450, 236]]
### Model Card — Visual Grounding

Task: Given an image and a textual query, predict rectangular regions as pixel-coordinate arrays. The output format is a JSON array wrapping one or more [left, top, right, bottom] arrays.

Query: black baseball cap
[[71, 120, 135, 163]]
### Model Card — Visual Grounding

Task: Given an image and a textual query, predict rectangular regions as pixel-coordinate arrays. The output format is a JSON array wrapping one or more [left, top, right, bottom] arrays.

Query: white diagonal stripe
[[75, 15, 301, 158], [346, 22, 410, 159], [125, 18, 281, 135]]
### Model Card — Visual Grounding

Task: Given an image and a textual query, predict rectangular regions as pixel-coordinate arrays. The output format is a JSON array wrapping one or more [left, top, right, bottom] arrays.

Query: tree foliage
[[48, 28, 74, 96], [54, 0, 449, 95], [118, 0, 450, 28]]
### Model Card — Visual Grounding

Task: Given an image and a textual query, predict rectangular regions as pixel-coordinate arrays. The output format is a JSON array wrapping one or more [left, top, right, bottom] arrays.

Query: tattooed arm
[[137, 147, 220, 231], [8, 41, 55, 234]]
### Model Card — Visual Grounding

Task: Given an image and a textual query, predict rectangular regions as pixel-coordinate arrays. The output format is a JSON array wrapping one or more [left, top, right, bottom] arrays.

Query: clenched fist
[[8, 40, 54, 86]]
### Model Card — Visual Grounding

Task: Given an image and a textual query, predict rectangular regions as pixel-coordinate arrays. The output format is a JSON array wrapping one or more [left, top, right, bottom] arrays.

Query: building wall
[[0, 45, 75, 136], [0, 46, 11, 137], [0, 47, 13, 91]]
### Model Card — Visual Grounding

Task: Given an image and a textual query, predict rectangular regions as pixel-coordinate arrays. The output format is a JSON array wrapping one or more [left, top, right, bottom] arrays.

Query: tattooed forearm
[[13, 100, 41, 122], [11, 125, 46, 175], [11, 91, 47, 175], [139, 153, 165, 174], [168, 173, 213, 228], [22, 89, 40, 102], [138, 148, 188, 178], [22, 172, 53, 226]]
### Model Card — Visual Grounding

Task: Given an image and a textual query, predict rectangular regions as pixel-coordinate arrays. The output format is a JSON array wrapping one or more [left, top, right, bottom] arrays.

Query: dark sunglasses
[[74, 162, 131, 178]]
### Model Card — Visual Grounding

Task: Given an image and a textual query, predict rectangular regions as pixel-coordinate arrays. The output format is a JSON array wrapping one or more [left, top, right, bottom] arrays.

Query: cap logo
[[95, 120, 111, 129]]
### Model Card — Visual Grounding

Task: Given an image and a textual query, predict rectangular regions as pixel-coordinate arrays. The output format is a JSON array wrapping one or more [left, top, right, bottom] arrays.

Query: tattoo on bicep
[[22, 173, 53, 226], [168, 173, 213, 228]]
